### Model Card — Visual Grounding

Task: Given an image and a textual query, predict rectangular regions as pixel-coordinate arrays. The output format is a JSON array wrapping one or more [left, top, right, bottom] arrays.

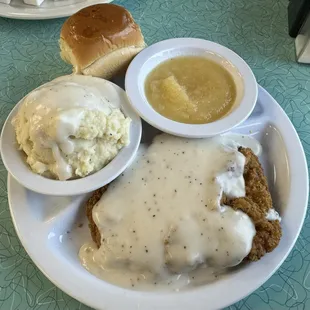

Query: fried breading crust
[[87, 147, 282, 261], [86, 186, 107, 248], [222, 147, 282, 261]]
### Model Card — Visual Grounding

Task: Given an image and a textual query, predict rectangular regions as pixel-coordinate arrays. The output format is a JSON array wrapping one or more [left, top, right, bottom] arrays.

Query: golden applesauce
[[145, 56, 237, 124]]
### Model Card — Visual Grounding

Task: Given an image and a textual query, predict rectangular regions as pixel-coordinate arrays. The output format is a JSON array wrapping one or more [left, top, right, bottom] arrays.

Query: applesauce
[[145, 56, 237, 124]]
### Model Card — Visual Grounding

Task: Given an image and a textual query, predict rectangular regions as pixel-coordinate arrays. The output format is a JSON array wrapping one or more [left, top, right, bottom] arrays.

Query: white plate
[[7, 86, 309, 310], [0, 0, 112, 20]]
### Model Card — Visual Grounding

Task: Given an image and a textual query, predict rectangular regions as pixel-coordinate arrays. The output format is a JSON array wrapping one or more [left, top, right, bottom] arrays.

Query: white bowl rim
[[0, 75, 142, 196], [125, 38, 258, 138]]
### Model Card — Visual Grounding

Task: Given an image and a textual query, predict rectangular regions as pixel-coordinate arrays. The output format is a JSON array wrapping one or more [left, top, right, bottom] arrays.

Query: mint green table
[[0, 0, 309, 309]]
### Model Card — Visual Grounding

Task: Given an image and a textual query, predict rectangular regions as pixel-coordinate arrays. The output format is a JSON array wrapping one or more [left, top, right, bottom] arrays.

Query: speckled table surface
[[0, 0, 309, 309]]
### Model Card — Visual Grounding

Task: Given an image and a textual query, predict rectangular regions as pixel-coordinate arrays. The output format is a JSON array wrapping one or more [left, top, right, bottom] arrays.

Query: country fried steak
[[86, 147, 282, 262], [222, 148, 282, 261], [86, 185, 107, 248]]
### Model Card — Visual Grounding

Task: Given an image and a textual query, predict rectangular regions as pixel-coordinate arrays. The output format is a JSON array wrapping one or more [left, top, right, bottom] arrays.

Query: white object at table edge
[[0, 0, 112, 20]]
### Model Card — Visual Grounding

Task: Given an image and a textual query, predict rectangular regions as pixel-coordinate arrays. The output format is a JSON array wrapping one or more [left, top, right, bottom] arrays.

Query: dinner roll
[[60, 4, 146, 79]]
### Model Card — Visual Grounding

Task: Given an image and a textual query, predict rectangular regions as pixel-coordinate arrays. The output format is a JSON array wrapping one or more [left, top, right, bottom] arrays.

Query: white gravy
[[79, 134, 257, 290], [266, 209, 281, 221]]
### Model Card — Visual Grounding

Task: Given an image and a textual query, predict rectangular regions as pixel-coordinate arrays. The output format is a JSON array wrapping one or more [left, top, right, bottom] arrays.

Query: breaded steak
[[86, 147, 282, 261], [222, 148, 282, 261], [86, 186, 107, 248]]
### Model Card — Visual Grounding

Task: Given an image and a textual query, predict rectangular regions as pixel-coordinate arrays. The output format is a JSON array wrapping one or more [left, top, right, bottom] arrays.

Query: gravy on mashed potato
[[145, 56, 238, 124], [12, 75, 131, 181], [79, 134, 259, 290]]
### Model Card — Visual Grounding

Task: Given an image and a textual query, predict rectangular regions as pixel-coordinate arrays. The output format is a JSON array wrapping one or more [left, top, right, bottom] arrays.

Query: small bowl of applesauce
[[125, 38, 257, 138]]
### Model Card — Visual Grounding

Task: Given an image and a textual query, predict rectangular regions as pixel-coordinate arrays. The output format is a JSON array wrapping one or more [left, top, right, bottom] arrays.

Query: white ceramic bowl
[[0, 75, 142, 196], [125, 38, 258, 138]]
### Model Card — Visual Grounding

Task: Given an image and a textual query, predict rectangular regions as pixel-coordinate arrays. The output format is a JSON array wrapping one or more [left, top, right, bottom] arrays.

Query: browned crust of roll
[[60, 4, 145, 70]]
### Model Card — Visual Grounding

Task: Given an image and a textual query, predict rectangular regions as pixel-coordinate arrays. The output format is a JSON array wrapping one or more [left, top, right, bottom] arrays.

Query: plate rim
[[0, 0, 112, 20], [7, 85, 309, 310]]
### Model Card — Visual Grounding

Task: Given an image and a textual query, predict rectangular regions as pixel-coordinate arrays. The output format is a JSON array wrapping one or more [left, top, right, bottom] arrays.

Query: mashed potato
[[12, 75, 131, 180]]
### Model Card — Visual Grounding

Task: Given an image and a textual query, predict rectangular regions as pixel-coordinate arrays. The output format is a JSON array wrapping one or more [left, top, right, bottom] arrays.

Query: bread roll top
[[60, 4, 145, 71]]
